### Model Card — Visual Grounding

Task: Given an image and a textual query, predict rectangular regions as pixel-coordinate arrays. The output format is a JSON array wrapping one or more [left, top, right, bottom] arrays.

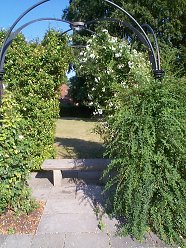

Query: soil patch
[[0, 201, 45, 234]]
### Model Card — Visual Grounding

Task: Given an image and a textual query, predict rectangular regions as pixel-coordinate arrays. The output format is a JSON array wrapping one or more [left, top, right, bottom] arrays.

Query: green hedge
[[103, 76, 186, 247], [0, 30, 73, 213]]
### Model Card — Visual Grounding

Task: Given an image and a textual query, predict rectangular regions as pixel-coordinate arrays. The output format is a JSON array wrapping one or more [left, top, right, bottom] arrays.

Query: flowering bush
[[75, 30, 186, 247], [75, 30, 151, 114]]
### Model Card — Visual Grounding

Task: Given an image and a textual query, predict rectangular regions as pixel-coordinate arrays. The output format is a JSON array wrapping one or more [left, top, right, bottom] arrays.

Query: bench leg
[[53, 170, 62, 186]]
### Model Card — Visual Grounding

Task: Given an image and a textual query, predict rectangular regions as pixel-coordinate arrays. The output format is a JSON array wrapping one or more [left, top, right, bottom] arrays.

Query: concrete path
[[0, 172, 172, 248]]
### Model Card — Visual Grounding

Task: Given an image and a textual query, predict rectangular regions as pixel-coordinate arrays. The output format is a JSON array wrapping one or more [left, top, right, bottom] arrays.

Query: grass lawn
[[55, 117, 105, 159]]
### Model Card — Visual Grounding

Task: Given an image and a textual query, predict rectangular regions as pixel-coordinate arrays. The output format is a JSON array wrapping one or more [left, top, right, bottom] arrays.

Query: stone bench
[[42, 159, 111, 186]]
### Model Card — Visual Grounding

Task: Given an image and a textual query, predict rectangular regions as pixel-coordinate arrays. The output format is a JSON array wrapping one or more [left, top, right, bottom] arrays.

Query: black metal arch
[[104, 0, 164, 79], [85, 18, 157, 70], [0, 18, 75, 69], [0, 0, 50, 72], [0, 0, 165, 104]]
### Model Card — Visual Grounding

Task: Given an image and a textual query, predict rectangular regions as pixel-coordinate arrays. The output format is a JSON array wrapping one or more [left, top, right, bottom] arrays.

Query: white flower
[[111, 46, 116, 51], [111, 37, 117, 43], [81, 58, 87, 63], [87, 39, 92, 44], [102, 29, 108, 33], [102, 87, 106, 92], [86, 45, 91, 51], [121, 82, 128, 88], [118, 64, 124, 69], [18, 135, 24, 140], [98, 109, 103, 115], [115, 53, 122, 58], [90, 53, 96, 59], [95, 77, 100, 82], [107, 68, 113, 75], [128, 61, 134, 68], [88, 94, 92, 100]]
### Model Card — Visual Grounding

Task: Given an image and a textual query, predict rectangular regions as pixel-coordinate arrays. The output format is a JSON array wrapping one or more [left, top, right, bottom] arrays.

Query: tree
[[64, 0, 186, 70]]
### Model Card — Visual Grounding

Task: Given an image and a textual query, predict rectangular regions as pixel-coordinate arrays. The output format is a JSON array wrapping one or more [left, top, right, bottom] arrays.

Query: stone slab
[[28, 172, 53, 189], [36, 213, 101, 234], [43, 197, 94, 214], [0, 235, 7, 247], [1, 235, 33, 248], [101, 214, 118, 234], [42, 159, 111, 171], [65, 233, 111, 248], [31, 188, 52, 201], [75, 184, 105, 204], [31, 234, 65, 248], [53, 170, 62, 186], [110, 235, 172, 248]]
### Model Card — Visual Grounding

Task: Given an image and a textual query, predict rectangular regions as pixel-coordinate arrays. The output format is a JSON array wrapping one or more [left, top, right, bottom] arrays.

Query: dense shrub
[[76, 31, 186, 247], [3, 30, 73, 170], [0, 91, 35, 213], [0, 30, 73, 213], [103, 76, 186, 247]]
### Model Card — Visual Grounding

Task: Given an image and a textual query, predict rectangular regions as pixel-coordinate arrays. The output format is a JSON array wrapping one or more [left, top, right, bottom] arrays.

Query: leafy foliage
[[76, 31, 186, 247], [64, 0, 186, 71], [103, 77, 186, 247], [0, 29, 73, 213], [0, 91, 35, 213]]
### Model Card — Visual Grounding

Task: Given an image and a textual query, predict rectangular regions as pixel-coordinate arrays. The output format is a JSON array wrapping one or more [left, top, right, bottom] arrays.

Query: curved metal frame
[[0, 0, 50, 70], [85, 18, 157, 68], [104, 0, 164, 78], [0, 0, 165, 104], [0, 18, 74, 69]]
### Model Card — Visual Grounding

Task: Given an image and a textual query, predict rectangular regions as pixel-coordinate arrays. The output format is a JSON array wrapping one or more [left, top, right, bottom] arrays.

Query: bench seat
[[42, 159, 111, 186]]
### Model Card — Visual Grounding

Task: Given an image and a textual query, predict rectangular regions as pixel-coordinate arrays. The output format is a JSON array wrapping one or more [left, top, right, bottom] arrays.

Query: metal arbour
[[0, 0, 164, 104]]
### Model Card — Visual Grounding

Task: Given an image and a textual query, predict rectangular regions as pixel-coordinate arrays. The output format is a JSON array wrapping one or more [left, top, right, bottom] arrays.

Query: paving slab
[[0, 235, 7, 248], [28, 172, 53, 189], [0, 235, 33, 248], [43, 197, 94, 215], [2, 172, 177, 248], [36, 213, 101, 234], [101, 214, 119, 234], [109, 234, 172, 248], [31, 234, 65, 248], [31, 188, 52, 201], [65, 233, 111, 248]]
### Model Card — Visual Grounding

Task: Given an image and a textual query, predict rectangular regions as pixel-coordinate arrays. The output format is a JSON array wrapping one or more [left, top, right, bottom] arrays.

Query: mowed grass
[[55, 117, 105, 159]]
